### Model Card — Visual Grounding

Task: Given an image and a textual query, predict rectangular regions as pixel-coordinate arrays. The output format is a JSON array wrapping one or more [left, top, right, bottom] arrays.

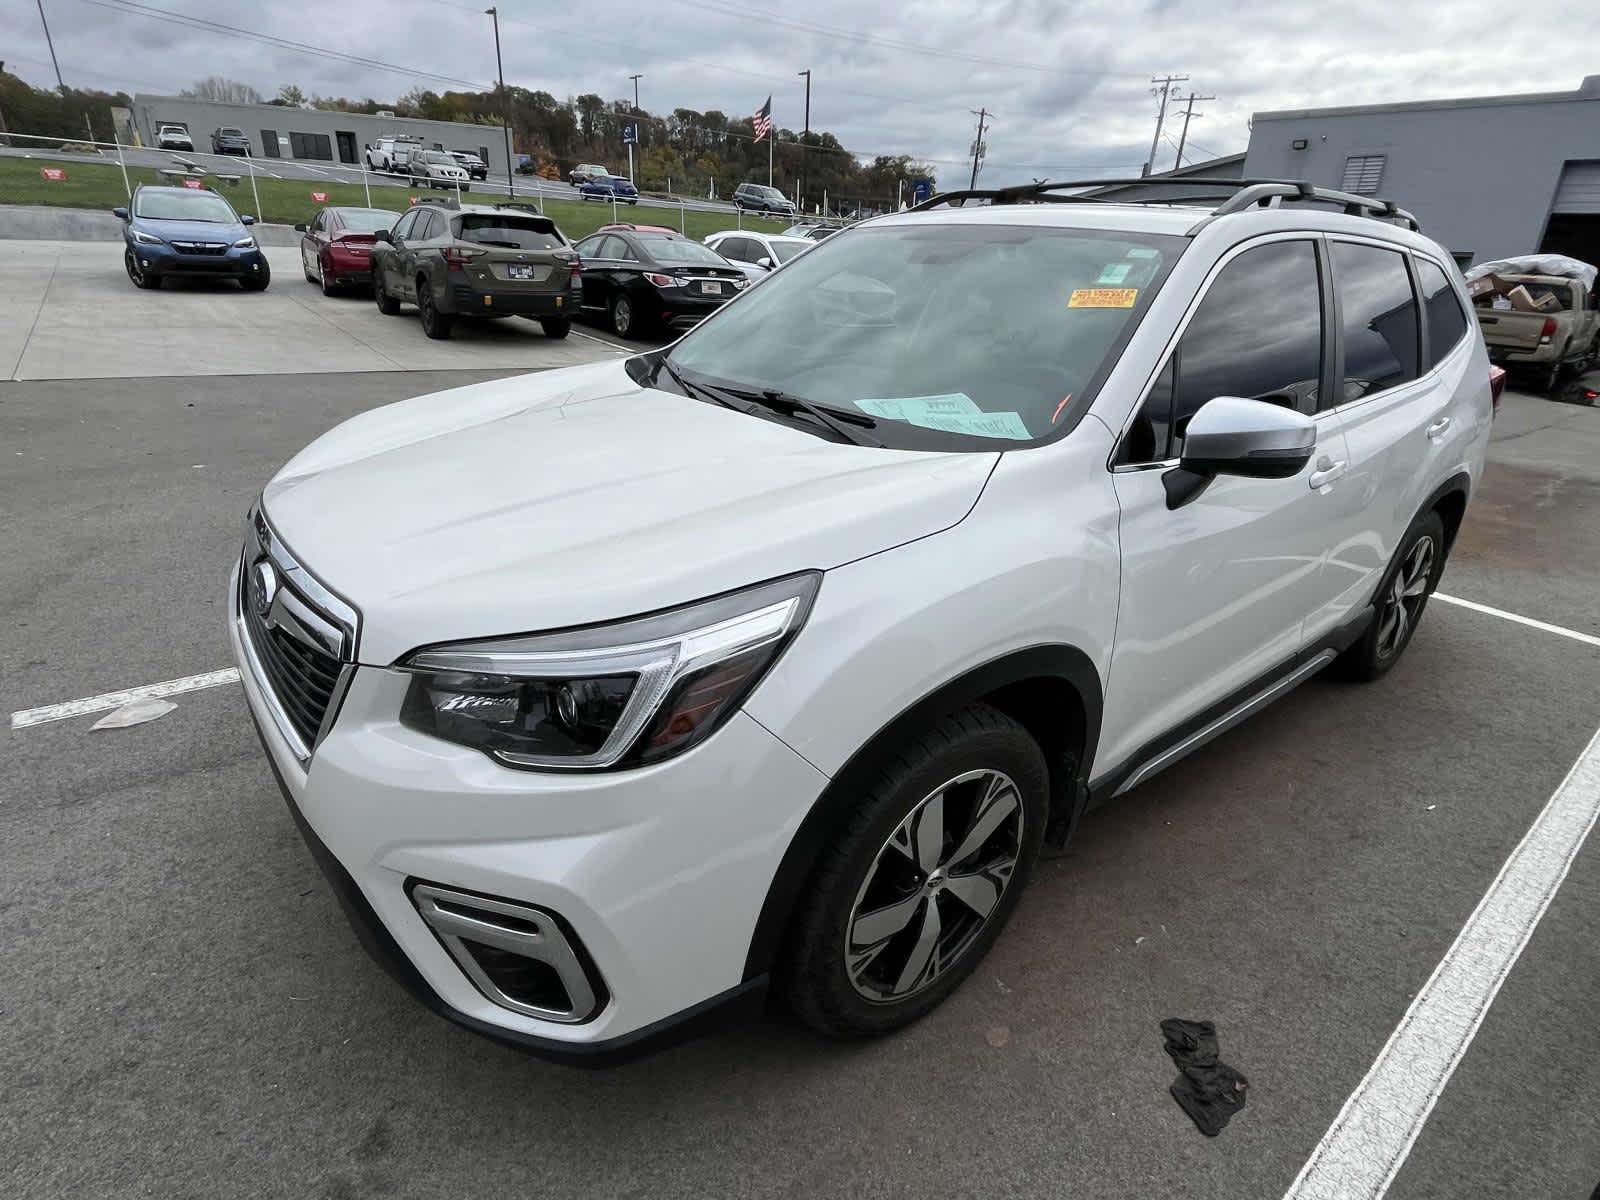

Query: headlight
[[398, 573, 819, 770], [131, 229, 164, 245], [233, 236, 256, 248]]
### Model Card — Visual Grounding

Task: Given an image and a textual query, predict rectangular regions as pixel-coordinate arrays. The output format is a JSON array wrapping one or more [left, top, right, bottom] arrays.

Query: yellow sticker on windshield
[[1069, 287, 1138, 309]]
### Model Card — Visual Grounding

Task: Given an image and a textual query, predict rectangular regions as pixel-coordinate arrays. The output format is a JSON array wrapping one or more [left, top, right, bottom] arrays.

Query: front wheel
[[780, 705, 1048, 1037], [240, 258, 271, 292], [539, 317, 571, 339], [1334, 509, 1446, 682], [125, 250, 161, 290]]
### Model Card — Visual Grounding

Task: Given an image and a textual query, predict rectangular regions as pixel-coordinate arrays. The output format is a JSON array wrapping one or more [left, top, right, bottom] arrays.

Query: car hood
[[261, 359, 998, 664], [135, 216, 246, 241]]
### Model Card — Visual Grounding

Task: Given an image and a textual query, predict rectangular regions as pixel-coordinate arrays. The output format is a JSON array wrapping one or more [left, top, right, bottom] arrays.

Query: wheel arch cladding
[[740, 644, 1102, 983], [1430, 474, 1471, 555]]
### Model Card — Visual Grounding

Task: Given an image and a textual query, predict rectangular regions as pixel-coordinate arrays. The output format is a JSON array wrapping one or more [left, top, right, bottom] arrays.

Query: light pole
[[485, 7, 514, 199], [629, 73, 642, 112], [35, 0, 65, 91], [797, 68, 810, 213]]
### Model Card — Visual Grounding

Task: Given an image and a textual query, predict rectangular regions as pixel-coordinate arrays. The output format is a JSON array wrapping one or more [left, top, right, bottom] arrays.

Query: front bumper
[[129, 240, 266, 279], [227, 561, 829, 1060]]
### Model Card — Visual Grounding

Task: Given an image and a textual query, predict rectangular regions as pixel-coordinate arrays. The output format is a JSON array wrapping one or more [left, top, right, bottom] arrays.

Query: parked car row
[[111, 189, 821, 344]]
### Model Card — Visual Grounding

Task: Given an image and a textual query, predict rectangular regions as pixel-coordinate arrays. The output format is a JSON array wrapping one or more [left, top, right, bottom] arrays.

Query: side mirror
[[294, 223, 308, 232], [756, 256, 774, 270], [112, 207, 129, 220], [374, 229, 392, 243], [1165, 396, 1316, 509], [241, 214, 255, 225]]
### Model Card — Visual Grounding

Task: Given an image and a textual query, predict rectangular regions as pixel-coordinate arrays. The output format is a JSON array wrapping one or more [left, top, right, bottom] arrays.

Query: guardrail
[[0, 130, 873, 236]]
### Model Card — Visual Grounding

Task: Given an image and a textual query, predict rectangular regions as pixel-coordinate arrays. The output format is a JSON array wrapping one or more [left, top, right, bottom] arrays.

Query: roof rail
[[412, 195, 459, 208], [908, 176, 1420, 232]]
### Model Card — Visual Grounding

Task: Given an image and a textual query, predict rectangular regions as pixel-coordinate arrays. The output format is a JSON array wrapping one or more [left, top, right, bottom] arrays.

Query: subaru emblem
[[250, 560, 279, 618]]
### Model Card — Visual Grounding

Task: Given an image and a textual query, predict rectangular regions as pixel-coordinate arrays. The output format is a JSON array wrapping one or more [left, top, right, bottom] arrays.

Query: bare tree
[[181, 76, 262, 105]]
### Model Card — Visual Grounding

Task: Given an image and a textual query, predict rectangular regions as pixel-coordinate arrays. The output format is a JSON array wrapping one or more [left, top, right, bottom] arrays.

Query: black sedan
[[571, 228, 749, 339]]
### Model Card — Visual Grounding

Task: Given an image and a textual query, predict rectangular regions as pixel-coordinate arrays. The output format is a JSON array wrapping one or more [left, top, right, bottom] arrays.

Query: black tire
[[240, 258, 271, 292], [319, 257, 337, 296], [780, 704, 1048, 1037], [1333, 508, 1446, 682], [125, 250, 161, 290], [373, 269, 401, 315], [609, 293, 638, 339], [418, 281, 453, 339], [539, 317, 571, 339], [303, 254, 317, 283], [1536, 363, 1561, 394]]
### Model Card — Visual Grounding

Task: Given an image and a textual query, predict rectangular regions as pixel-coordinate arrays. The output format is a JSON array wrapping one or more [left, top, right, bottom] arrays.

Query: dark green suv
[[370, 200, 581, 340]]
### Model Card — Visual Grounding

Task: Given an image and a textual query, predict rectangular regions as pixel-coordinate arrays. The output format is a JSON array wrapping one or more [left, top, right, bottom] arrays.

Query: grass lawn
[[0, 156, 788, 242]]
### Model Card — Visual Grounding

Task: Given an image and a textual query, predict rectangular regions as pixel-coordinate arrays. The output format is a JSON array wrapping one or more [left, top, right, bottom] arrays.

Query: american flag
[[752, 95, 773, 143]]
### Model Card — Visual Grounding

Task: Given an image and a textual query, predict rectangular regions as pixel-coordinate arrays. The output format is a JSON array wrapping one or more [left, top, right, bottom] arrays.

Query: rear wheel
[[609, 293, 638, 339], [1536, 363, 1561, 393], [1334, 509, 1445, 682], [418, 280, 453, 339], [539, 318, 571, 339], [319, 256, 337, 296], [780, 705, 1048, 1037], [373, 269, 401, 315]]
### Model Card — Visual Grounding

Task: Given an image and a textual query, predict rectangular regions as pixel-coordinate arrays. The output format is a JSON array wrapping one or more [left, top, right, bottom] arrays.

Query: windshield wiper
[[715, 384, 882, 448], [657, 358, 754, 415]]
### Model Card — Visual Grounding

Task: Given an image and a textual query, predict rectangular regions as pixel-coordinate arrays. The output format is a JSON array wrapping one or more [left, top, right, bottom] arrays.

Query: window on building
[[1416, 259, 1470, 370], [1117, 240, 1323, 464], [1341, 154, 1386, 195], [288, 131, 334, 161], [260, 129, 280, 158], [1332, 241, 1419, 404]]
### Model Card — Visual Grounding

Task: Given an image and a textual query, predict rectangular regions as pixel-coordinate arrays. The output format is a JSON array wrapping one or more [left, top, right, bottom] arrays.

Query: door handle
[[1426, 416, 1452, 439], [1308, 457, 1347, 490]]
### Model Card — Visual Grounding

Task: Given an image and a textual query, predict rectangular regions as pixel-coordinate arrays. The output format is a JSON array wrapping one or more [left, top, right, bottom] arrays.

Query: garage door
[[1552, 161, 1600, 213]]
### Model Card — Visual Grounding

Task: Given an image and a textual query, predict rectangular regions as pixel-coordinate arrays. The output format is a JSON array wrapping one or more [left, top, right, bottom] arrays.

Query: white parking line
[[1433, 592, 1600, 649], [1283, 721, 1600, 1199], [10, 668, 239, 730]]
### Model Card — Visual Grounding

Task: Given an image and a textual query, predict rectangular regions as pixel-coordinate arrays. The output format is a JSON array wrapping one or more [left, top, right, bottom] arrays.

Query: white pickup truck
[[1469, 256, 1600, 391]]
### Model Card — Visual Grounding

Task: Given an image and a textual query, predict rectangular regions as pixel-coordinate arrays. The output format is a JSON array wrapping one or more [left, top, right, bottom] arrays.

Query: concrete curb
[[0, 204, 302, 246]]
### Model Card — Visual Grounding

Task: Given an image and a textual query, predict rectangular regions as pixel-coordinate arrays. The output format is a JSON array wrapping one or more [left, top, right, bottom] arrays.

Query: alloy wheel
[[845, 769, 1025, 1003], [613, 296, 633, 337], [1377, 535, 1434, 659], [125, 250, 146, 288]]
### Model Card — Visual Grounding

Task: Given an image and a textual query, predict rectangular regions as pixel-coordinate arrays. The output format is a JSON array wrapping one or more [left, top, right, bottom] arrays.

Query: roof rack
[[908, 176, 1420, 232], [412, 195, 459, 208]]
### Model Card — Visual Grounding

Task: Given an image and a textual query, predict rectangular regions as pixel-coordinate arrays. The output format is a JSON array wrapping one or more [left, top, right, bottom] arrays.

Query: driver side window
[[1117, 239, 1324, 465], [391, 210, 420, 242]]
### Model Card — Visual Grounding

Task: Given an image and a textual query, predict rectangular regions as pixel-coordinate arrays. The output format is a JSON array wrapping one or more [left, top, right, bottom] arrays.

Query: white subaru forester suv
[[231, 179, 1493, 1063]]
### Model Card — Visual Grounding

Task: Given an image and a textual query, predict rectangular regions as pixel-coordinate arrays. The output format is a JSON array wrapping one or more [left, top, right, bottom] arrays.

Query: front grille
[[237, 508, 358, 762], [171, 241, 228, 256], [242, 595, 340, 745]]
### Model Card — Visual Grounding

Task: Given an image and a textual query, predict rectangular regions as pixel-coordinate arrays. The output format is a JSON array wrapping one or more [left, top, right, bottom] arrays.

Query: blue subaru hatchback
[[577, 174, 640, 205], [114, 185, 270, 291]]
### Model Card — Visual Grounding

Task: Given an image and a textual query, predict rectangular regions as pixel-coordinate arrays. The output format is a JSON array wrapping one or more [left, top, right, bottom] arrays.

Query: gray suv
[[733, 182, 797, 216]]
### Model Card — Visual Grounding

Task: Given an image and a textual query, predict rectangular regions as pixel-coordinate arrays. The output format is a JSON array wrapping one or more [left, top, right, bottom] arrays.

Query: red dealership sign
[[182, 178, 204, 189], [311, 191, 329, 202], [40, 167, 66, 181]]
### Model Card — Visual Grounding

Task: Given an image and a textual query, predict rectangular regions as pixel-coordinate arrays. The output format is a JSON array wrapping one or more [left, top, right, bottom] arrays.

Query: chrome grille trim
[[236, 506, 360, 765]]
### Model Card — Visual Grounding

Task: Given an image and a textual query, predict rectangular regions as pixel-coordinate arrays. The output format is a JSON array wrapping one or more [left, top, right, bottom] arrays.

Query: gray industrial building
[[129, 95, 511, 176], [1243, 76, 1600, 268]]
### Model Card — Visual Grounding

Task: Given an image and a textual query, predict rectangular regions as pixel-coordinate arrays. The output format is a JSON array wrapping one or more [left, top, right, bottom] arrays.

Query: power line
[[79, 0, 494, 91]]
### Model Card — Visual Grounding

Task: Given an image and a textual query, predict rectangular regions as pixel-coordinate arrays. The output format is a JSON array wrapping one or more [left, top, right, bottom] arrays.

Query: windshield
[[456, 215, 564, 250], [639, 234, 726, 265], [770, 240, 807, 263], [219, 128, 243, 137], [134, 190, 238, 223], [339, 208, 400, 233], [158, 125, 186, 133], [666, 222, 1182, 447], [419, 152, 454, 165]]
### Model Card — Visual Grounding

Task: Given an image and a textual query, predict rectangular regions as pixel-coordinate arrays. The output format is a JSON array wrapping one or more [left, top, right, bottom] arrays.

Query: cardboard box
[[1506, 285, 1541, 312]]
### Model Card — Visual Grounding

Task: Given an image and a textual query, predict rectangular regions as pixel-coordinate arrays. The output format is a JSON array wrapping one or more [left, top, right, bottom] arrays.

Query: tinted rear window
[[1417, 259, 1470, 369], [638, 234, 726, 265], [455, 216, 564, 250]]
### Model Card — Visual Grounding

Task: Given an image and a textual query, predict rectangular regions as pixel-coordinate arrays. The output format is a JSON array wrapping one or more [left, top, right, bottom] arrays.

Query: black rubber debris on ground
[[1160, 1018, 1249, 1138]]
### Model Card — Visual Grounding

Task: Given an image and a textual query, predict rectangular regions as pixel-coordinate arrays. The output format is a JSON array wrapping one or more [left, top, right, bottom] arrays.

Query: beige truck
[[1468, 258, 1600, 391]]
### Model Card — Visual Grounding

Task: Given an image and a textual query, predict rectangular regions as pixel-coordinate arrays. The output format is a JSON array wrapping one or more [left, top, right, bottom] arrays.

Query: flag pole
[[768, 133, 773, 187]]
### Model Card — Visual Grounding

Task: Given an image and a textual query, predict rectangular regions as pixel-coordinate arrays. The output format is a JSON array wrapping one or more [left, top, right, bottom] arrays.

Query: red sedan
[[295, 206, 402, 295]]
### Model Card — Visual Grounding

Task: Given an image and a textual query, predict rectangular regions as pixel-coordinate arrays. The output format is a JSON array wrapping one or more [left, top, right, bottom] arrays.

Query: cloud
[[9, 0, 1598, 185]]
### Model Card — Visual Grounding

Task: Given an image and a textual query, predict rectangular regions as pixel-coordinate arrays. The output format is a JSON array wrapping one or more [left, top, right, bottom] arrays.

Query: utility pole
[[485, 7, 514, 199], [798, 68, 811, 214], [629, 73, 643, 112], [968, 107, 990, 189], [36, 0, 65, 91], [1142, 74, 1188, 177], [1173, 92, 1214, 170]]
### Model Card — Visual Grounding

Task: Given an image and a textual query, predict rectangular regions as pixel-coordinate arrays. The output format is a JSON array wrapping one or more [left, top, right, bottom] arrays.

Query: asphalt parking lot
[[4, 235, 1600, 1198]]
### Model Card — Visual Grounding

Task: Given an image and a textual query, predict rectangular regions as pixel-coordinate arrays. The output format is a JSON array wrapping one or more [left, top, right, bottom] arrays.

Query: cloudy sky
[[10, 0, 1600, 186]]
